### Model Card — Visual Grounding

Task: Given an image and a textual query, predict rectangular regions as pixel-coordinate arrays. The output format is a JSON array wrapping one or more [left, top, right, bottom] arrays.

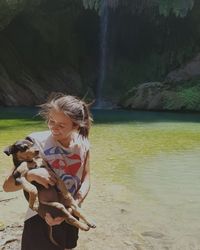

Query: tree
[[82, 0, 195, 17], [0, 0, 43, 31]]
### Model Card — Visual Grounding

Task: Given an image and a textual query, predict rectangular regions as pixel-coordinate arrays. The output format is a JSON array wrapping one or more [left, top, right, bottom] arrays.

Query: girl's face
[[48, 109, 78, 146]]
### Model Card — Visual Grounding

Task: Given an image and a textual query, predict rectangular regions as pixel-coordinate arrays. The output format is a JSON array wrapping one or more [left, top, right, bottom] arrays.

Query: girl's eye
[[49, 119, 65, 129], [49, 119, 55, 125]]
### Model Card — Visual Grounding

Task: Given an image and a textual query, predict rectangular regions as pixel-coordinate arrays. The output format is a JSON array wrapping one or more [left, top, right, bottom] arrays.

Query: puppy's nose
[[35, 150, 39, 155]]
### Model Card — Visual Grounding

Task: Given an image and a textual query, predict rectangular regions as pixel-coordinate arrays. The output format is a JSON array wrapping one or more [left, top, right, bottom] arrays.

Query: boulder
[[120, 82, 167, 110], [166, 53, 200, 82]]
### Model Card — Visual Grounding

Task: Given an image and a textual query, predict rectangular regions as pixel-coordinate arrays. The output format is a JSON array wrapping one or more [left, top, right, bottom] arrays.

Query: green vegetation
[[178, 85, 200, 110], [164, 80, 200, 110], [82, 0, 195, 17]]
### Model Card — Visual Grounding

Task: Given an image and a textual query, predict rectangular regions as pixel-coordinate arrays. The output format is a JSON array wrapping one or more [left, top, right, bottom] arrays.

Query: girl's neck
[[57, 132, 77, 148], [58, 137, 71, 148]]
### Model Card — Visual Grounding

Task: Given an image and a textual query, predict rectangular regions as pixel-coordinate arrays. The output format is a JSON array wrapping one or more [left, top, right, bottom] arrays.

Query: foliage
[[82, 0, 101, 11], [82, 0, 195, 17], [0, 0, 43, 30], [178, 84, 200, 110], [106, 53, 168, 100], [164, 81, 200, 110], [158, 0, 194, 17]]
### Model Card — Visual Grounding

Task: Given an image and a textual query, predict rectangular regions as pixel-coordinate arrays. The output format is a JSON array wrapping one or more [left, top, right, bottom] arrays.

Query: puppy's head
[[4, 139, 39, 162]]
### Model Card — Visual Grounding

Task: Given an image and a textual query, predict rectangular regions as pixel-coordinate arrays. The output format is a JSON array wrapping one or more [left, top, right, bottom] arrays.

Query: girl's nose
[[51, 125, 59, 131], [49, 123, 58, 130]]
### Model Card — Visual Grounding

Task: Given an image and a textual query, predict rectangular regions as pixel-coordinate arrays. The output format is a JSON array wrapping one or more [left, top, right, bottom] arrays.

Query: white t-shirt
[[25, 131, 90, 220]]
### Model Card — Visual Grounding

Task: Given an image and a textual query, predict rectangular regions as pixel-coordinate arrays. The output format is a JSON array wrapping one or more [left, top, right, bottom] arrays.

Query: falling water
[[95, 0, 109, 108]]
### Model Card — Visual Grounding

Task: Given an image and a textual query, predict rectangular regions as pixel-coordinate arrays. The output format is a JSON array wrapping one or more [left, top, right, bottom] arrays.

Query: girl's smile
[[48, 109, 78, 147]]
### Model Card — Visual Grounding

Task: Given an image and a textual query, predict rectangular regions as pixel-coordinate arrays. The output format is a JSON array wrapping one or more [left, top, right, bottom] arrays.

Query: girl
[[3, 93, 93, 250]]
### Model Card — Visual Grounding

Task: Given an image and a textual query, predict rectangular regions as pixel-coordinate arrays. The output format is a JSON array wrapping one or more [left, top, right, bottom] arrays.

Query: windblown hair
[[39, 93, 93, 138]]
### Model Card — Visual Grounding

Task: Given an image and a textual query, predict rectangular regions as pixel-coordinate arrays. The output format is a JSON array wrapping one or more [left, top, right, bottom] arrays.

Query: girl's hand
[[45, 213, 65, 226], [26, 168, 57, 188]]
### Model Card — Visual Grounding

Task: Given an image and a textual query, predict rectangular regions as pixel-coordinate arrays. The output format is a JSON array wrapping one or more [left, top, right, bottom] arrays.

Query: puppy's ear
[[25, 137, 34, 143], [3, 146, 13, 156]]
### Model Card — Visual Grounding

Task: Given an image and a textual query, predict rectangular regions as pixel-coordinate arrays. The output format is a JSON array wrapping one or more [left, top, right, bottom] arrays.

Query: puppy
[[4, 139, 96, 245]]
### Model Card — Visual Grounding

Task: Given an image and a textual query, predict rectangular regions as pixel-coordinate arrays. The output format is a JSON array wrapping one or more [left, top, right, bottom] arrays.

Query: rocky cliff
[[120, 54, 200, 111]]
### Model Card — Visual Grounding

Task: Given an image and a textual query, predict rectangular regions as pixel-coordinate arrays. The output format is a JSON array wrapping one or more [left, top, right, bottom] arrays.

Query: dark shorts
[[21, 215, 79, 250]]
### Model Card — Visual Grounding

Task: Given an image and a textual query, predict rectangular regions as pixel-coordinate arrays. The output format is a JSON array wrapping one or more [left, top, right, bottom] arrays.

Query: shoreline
[[1, 177, 200, 250]]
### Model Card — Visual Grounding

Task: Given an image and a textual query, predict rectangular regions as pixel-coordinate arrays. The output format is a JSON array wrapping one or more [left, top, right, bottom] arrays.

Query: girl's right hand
[[26, 168, 57, 188]]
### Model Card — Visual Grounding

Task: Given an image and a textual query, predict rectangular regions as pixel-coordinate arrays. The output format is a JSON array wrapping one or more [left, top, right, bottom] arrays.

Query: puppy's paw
[[87, 222, 96, 229]]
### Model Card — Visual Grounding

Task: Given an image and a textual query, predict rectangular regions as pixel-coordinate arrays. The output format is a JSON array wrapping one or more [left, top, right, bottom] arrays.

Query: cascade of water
[[95, 0, 109, 108]]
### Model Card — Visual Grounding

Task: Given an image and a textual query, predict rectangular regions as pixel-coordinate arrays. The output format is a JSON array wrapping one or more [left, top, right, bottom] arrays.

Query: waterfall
[[95, 0, 109, 108]]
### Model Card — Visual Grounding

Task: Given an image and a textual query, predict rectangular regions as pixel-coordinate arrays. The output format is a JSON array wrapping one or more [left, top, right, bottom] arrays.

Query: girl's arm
[[75, 151, 91, 205], [3, 167, 57, 192]]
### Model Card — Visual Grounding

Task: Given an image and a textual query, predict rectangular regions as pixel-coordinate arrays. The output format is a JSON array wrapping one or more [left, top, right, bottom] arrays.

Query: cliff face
[[0, 1, 95, 106], [0, 32, 83, 106], [1, 1, 200, 108], [0, 0, 43, 31], [120, 53, 200, 111]]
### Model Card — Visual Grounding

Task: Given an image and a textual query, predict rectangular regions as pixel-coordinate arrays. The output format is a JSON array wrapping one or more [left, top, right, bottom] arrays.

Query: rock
[[141, 231, 165, 239], [166, 53, 200, 82], [120, 208, 127, 213], [123, 240, 133, 246], [120, 81, 167, 110], [120, 79, 200, 111], [0, 222, 5, 231]]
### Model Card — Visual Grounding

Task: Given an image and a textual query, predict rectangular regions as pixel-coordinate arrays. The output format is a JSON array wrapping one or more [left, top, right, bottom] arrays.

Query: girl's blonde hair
[[39, 93, 93, 137]]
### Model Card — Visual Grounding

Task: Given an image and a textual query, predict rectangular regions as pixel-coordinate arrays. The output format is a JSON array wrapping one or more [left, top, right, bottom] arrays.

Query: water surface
[[1, 108, 200, 248], [91, 110, 200, 248]]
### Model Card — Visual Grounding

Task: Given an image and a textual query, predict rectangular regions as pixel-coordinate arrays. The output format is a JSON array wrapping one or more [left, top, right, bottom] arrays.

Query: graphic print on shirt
[[60, 174, 81, 195], [44, 146, 70, 156], [44, 146, 82, 195]]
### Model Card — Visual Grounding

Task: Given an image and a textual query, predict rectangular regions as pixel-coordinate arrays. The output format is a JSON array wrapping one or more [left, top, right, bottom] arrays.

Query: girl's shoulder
[[28, 131, 51, 143], [70, 133, 90, 152]]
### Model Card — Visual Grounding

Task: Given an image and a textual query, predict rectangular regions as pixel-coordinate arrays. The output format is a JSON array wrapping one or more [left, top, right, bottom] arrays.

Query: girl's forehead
[[49, 109, 72, 123]]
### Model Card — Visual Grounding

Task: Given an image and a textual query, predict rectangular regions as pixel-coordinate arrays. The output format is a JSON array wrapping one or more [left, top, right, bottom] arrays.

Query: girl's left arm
[[75, 151, 90, 205]]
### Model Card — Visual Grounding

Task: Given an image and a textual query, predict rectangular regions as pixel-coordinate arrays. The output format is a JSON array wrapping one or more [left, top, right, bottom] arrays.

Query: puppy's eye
[[21, 144, 28, 151]]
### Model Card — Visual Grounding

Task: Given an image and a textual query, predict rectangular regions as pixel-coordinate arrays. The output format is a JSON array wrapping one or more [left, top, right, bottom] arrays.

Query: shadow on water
[[0, 107, 39, 119], [92, 109, 200, 124], [1, 107, 200, 123]]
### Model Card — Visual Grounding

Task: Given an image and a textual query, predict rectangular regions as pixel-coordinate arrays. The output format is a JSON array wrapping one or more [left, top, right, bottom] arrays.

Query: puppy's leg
[[70, 203, 96, 228], [19, 177, 39, 211], [56, 178, 73, 201], [40, 200, 90, 231], [57, 178, 96, 228]]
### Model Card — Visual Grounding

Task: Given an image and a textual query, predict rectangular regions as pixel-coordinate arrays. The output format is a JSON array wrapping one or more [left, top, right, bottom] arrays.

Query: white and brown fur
[[4, 139, 96, 246]]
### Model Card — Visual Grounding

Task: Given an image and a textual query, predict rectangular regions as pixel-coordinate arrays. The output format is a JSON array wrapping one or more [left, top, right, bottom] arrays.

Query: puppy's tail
[[48, 226, 61, 248]]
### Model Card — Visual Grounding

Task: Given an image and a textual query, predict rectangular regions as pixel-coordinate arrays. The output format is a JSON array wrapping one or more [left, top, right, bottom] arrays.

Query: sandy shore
[[1, 176, 200, 250], [0, 176, 149, 250]]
